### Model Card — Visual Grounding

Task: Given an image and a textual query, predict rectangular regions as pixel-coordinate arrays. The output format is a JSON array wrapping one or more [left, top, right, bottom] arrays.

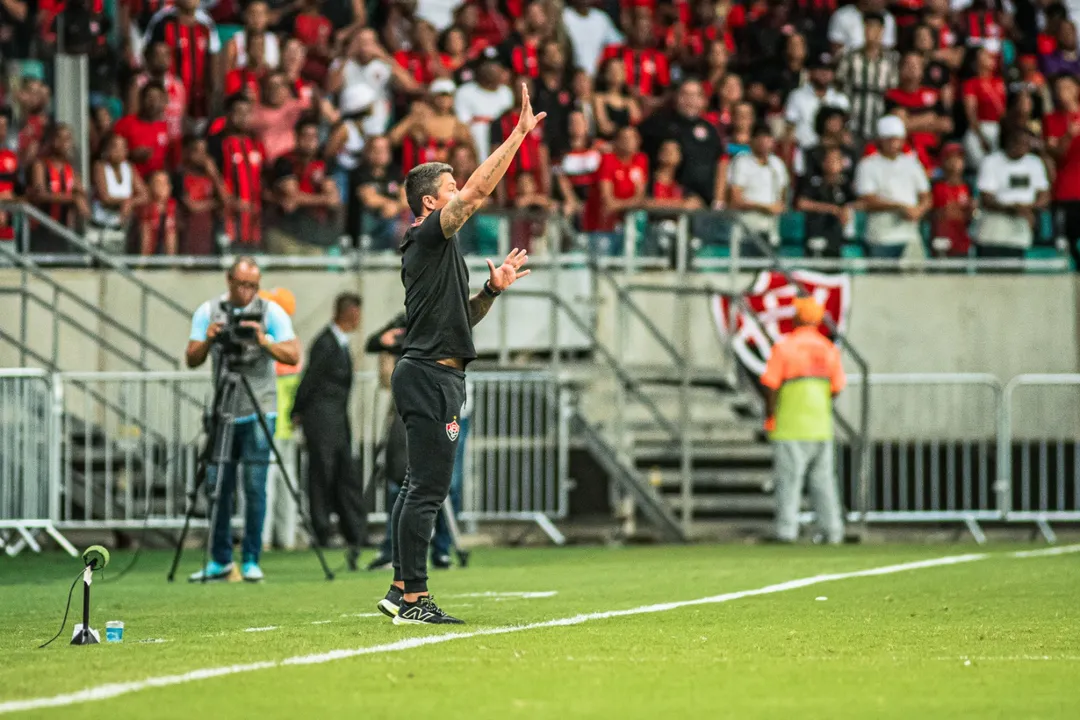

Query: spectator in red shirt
[[266, 117, 341, 254], [666, 0, 735, 72], [555, 110, 603, 221], [292, 0, 334, 82], [174, 135, 228, 255], [142, 0, 222, 124], [910, 22, 956, 109], [28, 123, 91, 251], [498, 1, 548, 79], [0, 110, 19, 244], [930, 143, 973, 256], [1044, 73, 1080, 265], [1036, 3, 1068, 57], [650, 139, 702, 210], [138, 170, 178, 255], [224, 31, 269, 102], [491, 77, 551, 205], [700, 40, 731, 102], [586, 124, 648, 234], [395, 20, 453, 85], [962, 45, 1006, 167], [114, 82, 171, 177], [207, 94, 265, 248], [885, 52, 953, 172], [601, 7, 671, 113], [128, 41, 188, 166]]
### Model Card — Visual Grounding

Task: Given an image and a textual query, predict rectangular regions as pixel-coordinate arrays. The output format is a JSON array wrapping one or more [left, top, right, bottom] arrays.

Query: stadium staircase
[[0, 204, 197, 533]]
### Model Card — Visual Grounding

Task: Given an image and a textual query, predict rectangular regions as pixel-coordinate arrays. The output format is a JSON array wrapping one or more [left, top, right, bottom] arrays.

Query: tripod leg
[[441, 496, 470, 568], [166, 456, 207, 582], [238, 376, 335, 581]]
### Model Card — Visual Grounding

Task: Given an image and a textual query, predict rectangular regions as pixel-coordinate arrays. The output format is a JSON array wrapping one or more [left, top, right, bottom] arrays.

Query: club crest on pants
[[446, 418, 460, 441]]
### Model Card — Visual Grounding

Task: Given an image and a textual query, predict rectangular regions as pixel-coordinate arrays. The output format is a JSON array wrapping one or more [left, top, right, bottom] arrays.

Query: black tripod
[[167, 359, 335, 582]]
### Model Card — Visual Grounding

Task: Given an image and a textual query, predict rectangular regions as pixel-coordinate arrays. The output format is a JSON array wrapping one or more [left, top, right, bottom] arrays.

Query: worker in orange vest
[[759, 296, 847, 544]]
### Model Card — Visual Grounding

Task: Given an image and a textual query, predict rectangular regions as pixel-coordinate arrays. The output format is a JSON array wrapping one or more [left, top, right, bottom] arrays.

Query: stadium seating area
[[0, 0, 1078, 265]]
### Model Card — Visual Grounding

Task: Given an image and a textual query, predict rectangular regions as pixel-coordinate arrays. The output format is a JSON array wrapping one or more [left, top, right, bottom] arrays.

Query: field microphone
[[70, 546, 111, 646]]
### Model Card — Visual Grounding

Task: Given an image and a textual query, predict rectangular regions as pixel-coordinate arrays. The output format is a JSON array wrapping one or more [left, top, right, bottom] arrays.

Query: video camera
[[214, 301, 264, 362]]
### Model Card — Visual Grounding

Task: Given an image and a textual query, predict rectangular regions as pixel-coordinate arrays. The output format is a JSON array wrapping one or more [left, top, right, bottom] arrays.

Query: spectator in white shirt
[[728, 123, 790, 251], [784, 52, 851, 164], [975, 127, 1050, 259], [828, 0, 898, 53], [854, 115, 931, 258], [563, 0, 624, 74], [327, 29, 419, 137], [454, 51, 514, 160]]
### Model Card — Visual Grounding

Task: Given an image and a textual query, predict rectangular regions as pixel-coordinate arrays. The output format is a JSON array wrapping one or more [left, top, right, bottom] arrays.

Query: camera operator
[[185, 256, 300, 583]]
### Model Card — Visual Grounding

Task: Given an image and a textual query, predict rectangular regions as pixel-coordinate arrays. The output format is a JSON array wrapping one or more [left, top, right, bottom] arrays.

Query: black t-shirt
[[799, 173, 854, 245], [400, 210, 476, 363], [640, 111, 725, 203], [533, 76, 574, 158]]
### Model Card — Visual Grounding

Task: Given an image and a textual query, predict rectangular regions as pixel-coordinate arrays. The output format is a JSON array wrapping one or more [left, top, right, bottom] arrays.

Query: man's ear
[[422, 195, 436, 212]]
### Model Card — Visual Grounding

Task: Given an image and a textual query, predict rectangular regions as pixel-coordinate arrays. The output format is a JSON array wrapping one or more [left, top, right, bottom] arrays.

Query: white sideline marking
[[447, 591, 558, 599], [2, 546, 1077, 715], [310, 621, 333, 625], [1009, 545, 1080, 558], [243, 627, 278, 633]]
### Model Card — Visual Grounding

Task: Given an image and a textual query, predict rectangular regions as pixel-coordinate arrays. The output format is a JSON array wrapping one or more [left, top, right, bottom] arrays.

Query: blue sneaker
[[188, 561, 233, 582], [241, 562, 264, 583]]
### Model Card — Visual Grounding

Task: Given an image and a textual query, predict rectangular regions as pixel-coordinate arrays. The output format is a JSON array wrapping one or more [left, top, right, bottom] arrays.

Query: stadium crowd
[[1, 0, 1079, 263]]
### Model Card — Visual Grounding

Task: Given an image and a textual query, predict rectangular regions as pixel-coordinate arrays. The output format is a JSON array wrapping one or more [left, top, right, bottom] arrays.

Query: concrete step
[[665, 493, 779, 515], [645, 467, 772, 490], [632, 440, 773, 464]]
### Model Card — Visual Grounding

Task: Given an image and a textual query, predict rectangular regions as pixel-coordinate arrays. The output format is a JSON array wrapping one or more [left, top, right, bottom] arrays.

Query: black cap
[[862, 10, 886, 25]]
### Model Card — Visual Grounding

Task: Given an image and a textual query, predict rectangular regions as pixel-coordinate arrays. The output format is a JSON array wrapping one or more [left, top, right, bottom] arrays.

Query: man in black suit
[[292, 292, 366, 569]]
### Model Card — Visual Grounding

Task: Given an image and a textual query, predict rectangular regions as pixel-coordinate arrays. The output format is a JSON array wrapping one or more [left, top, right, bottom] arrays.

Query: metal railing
[[1001, 374, 1080, 542], [41, 370, 570, 541], [2, 369, 1080, 549], [0, 370, 75, 556], [0, 203, 193, 371], [839, 374, 1003, 542], [6, 206, 1072, 274]]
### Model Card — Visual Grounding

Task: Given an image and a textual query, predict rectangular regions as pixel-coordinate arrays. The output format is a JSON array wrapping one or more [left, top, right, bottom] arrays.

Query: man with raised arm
[[375, 84, 544, 626]]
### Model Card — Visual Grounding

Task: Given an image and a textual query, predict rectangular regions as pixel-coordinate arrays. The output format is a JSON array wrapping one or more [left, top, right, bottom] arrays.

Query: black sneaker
[[393, 595, 465, 625], [366, 553, 392, 571], [431, 554, 452, 570], [345, 547, 361, 572], [377, 585, 403, 618]]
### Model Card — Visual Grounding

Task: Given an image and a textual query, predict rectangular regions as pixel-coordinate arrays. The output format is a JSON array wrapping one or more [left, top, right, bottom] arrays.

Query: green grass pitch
[[0, 544, 1077, 719]]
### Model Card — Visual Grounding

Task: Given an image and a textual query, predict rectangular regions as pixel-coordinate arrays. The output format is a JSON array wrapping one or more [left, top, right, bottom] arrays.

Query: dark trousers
[[306, 421, 364, 549], [389, 357, 466, 593], [1055, 201, 1080, 270], [380, 410, 465, 561]]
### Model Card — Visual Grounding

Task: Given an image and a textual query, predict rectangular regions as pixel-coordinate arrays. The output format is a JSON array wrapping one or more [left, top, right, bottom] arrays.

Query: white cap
[[339, 83, 376, 116], [877, 115, 906, 140], [430, 78, 457, 95]]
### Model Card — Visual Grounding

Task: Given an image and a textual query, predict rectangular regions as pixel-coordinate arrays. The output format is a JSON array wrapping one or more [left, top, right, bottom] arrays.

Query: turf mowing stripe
[[1, 546, 1076, 716]]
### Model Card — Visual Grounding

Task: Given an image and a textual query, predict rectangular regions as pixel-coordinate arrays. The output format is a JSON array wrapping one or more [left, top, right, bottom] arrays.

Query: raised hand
[[486, 247, 530, 292], [515, 84, 547, 136]]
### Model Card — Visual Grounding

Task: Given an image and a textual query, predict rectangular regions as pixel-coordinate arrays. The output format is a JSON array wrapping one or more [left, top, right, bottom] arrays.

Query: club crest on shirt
[[446, 418, 460, 441]]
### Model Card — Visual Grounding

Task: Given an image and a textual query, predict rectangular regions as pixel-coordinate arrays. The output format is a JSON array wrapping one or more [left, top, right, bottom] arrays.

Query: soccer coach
[[377, 83, 543, 626]]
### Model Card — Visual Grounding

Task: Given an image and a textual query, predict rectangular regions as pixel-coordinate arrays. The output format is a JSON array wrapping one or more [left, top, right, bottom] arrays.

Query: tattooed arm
[[468, 291, 496, 327], [440, 84, 547, 239]]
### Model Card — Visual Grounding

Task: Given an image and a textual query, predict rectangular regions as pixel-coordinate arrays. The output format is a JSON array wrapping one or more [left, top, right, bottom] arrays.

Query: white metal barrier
[[837, 374, 1005, 542], [1002, 374, 1080, 542], [33, 369, 569, 543], [0, 370, 74, 556]]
